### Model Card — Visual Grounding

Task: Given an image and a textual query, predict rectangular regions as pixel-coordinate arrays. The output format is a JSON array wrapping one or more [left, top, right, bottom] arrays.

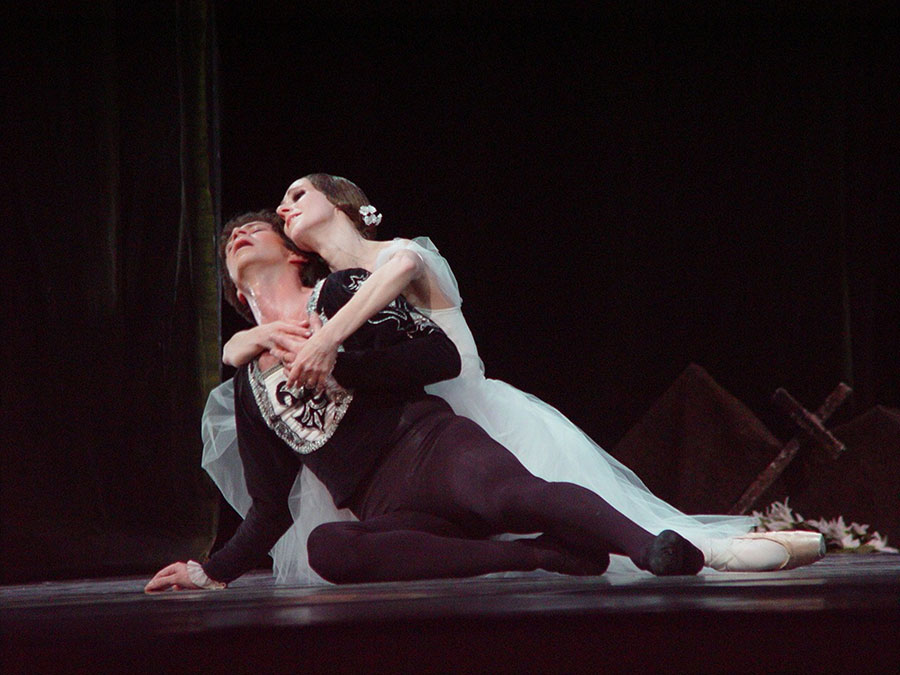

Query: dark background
[[2, 1, 898, 582]]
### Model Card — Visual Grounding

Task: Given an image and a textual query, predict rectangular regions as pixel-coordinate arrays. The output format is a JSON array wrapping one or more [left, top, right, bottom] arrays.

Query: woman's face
[[277, 178, 336, 243]]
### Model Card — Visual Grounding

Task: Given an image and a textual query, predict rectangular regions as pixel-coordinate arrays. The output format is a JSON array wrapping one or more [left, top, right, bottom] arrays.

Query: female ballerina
[[202, 174, 824, 584]]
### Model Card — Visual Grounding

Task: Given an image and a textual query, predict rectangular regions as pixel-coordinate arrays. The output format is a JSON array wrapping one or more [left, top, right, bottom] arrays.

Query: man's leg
[[307, 511, 609, 583], [358, 416, 703, 575]]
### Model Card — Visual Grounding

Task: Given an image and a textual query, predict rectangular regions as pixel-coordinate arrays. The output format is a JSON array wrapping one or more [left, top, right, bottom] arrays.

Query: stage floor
[[3, 553, 899, 673]]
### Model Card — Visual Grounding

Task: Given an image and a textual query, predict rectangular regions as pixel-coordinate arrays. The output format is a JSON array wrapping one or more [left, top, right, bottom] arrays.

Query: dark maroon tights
[[307, 414, 657, 583]]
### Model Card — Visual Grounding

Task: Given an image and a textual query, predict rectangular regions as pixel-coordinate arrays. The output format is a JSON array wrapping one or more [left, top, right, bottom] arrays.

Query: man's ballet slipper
[[705, 530, 826, 572], [644, 530, 705, 576]]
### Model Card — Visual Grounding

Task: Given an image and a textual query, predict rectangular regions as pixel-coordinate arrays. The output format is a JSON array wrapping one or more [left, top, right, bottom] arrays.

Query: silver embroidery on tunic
[[248, 278, 353, 455], [368, 298, 439, 337], [248, 274, 438, 454], [333, 270, 440, 336]]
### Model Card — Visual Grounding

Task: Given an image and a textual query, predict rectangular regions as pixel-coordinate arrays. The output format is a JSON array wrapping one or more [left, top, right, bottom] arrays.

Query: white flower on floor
[[838, 533, 862, 550], [867, 531, 899, 553], [754, 500, 898, 554], [804, 515, 850, 544], [849, 522, 869, 537], [751, 499, 803, 531]]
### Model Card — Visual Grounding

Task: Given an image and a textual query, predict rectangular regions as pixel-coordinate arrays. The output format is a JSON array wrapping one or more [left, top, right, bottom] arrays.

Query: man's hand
[[222, 320, 312, 367], [144, 562, 201, 593], [285, 314, 338, 390]]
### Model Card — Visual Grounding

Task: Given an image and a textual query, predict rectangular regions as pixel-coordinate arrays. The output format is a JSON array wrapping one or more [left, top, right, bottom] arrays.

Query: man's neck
[[242, 268, 313, 325]]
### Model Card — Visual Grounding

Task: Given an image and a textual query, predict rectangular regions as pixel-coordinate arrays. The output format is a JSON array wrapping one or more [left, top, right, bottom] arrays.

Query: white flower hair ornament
[[359, 204, 383, 227]]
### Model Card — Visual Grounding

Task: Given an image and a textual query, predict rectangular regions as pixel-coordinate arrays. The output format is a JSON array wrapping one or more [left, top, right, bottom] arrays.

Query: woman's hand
[[278, 249, 426, 389], [144, 562, 201, 593], [285, 314, 339, 390], [222, 320, 312, 367]]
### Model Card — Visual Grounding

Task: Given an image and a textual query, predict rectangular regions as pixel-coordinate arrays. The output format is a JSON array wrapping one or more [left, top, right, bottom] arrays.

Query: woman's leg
[[307, 511, 609, 583]]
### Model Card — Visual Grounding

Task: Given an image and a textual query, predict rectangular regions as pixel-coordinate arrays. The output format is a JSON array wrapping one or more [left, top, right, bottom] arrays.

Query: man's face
[[224, 220, 292, 286]]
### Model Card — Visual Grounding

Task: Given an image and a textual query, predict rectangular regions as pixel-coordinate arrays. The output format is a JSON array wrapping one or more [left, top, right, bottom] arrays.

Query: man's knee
[[489, 474, 549, 518], [307, 522, 365, 583]]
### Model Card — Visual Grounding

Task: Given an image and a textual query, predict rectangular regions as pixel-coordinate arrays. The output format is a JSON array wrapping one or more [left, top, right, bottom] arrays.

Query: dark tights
[[308, 408, 658, 583]]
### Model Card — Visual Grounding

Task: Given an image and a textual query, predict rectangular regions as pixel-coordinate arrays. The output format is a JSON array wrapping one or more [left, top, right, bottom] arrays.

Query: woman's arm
[[285, 249, 425, 389], [222, 319, 312, 367]]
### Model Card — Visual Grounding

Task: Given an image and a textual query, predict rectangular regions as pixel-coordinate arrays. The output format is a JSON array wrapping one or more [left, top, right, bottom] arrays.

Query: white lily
[[867, 531, 899, 553]]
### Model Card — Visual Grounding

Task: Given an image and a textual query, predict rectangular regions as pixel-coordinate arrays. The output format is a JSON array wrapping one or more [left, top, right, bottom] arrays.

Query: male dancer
[[145, 212, 714, 591]]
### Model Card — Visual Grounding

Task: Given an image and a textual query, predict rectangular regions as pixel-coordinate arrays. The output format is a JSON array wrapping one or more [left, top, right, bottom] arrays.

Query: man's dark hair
[[219, 210, 330, 324]]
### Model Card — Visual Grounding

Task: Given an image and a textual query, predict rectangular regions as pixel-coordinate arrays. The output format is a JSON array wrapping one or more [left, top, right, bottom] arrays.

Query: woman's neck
[[301, 219, 383, 272]]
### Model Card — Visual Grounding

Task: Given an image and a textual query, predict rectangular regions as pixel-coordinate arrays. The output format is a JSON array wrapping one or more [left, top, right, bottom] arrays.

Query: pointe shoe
[[643, 530, 705, 576], [705, 531, 826, 572]]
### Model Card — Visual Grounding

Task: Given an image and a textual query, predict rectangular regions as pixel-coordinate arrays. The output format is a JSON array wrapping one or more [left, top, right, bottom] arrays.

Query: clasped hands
[[230, 314, 339, 391]]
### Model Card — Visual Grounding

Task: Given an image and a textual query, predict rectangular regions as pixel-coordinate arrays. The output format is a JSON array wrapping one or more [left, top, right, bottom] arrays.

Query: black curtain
[[1, 1, 219, 582], [217, 1, 898, 446]]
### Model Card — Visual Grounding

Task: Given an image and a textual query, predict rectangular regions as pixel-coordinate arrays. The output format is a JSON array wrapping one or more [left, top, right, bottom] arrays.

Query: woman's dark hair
[[303, 173, 378, 239], [219, 210, 330, 324]]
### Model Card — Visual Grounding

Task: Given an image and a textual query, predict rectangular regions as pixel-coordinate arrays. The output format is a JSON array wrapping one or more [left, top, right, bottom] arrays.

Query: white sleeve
[[187, 560, 226, 589], [374, 237, 463, 307]]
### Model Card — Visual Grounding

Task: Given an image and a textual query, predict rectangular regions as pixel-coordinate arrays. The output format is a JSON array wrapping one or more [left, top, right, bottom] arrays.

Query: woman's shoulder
[[375, 236, 427, 257], [376, 237, 462, 308], [375, 237, 445, 265]]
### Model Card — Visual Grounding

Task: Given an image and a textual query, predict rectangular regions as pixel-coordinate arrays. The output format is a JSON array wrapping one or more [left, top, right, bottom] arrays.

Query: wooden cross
[[728, 383, 852, 515]]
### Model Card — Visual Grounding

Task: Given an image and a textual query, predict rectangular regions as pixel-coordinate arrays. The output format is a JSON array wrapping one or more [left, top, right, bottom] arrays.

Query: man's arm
[[146, 371, 301, 591], [200, 375, 302, 584]]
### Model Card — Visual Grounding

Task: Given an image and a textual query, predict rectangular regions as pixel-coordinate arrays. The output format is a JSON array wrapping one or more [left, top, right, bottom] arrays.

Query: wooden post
[[728, 383, 851, 515]]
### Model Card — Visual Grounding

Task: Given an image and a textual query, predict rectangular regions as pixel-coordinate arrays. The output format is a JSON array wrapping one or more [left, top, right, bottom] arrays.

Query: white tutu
[[201, 237, 753, 584]]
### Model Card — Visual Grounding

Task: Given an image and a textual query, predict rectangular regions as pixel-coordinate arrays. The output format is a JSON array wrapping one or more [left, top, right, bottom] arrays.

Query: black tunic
[[203, 270, 461, 583]]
